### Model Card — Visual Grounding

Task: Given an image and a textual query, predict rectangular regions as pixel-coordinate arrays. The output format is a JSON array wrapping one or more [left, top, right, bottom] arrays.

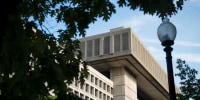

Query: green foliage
[[0, 16, 88, 99], [175, 59, 200, 100], [0, 0, 186, 99], [117, 0, 187, 18]]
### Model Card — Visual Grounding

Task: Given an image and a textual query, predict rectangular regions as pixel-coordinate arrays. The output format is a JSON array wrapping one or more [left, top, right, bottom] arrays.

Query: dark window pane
[[122, 32, 129, 50], [87, 40, 93, 57], [114, 34, 120, 52], [80, 42, 85, 57], [104, 36, 110, 54], [94, 38, 100, 56]]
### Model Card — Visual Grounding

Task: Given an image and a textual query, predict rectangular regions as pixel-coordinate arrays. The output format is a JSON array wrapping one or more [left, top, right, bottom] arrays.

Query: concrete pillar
[[110, 67, 137, 100]]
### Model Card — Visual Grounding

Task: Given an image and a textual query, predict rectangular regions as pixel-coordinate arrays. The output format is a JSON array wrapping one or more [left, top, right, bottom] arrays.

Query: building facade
[[69, 27, 180, 100], [69, 66, 113, 100]]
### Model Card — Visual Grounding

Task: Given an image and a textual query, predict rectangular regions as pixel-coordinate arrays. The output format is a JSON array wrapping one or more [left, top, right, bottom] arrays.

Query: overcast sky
[[85, 0, 200, 86]]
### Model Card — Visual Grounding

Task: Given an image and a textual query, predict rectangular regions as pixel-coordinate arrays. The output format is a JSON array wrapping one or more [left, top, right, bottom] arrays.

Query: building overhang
[[86, 54, 169, 100]]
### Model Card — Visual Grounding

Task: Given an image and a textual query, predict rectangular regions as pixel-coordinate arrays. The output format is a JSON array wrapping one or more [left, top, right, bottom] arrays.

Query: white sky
[[85, 0, 200, 86]]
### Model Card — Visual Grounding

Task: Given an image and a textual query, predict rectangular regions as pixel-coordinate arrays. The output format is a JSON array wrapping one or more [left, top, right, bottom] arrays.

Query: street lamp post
[[157, 18, 177, 100]]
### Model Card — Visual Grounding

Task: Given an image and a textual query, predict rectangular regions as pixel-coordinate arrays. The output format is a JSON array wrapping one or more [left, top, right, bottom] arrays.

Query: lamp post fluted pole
[[157, 18, 177, 100], [163, 40, 176, 100]]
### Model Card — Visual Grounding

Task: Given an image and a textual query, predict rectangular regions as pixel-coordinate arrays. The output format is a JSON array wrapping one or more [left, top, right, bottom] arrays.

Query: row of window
[[70, 78, 113, 100], [72, 89, 113, 100], [69, 69, 113, 100], [86, 73, 113, 94], [80, 32, 129, 58], [73, 79, 113, 95]]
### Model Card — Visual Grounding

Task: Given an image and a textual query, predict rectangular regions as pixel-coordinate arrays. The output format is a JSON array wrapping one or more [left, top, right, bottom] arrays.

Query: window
[[99, 80, 102, 88], [90, 86, 94, 95], [87, 40, 93, 57], [103, 83, 106, 90], [95, 89, 98, 97], [80, 42, 85, 58], [99, 91, 102, 99], [94, 38, 100, 56], [85, 96, 89, 100], [122, 32, 129, 50], [95, 77, 98, 85], [114, 34, 120, 52], [104, 36, 110, 54], [80, 83, 84, 90], [86, 84, 89, 92], [75, 80, 78, 87], [107, 96, 110, 100], [107, 85, 110, 92], [91, 75, 94, 83], [111, 87, 113, 94], [74, 91, 79, 96], [103, 94, 106, 100], [87, 73, 90, 80], [80, 93, 84, 99]]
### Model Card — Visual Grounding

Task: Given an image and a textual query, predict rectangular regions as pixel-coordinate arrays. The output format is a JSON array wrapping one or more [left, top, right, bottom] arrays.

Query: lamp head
[[157, 18, 177, 46]]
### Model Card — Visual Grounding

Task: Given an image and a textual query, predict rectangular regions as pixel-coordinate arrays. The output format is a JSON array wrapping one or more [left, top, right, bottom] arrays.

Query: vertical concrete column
[[110, 67, 137, 100], [100, 37, 103, 56], [110, 34, 114, 54]]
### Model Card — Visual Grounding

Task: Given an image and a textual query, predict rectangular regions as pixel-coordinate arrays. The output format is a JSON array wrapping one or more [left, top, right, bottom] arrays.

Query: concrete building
[[69, 27, 180, 100]]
